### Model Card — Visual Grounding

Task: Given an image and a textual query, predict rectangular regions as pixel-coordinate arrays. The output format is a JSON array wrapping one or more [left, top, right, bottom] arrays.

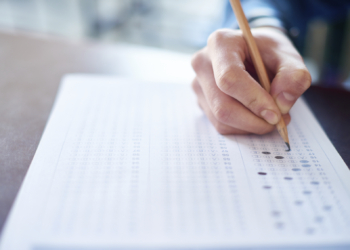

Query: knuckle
[[208, 29, 243, 46], [212, 103, 231, 124], [191, 79, 201, 94], [208, 29, 245, 50], [208, 29, 230, 46], [191, 51, 204, 73], [216, 70, 238, 93], [292, 68, 312, 93], [246, 96, 259, 110], [191, 50, 211, 75]]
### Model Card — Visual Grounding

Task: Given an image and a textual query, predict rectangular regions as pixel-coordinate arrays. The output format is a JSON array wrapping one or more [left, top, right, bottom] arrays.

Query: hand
[[191, 27, 311, 135]]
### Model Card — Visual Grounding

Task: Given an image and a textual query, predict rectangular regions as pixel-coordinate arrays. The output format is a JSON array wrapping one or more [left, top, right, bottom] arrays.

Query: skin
[[191, 27, 312, 135]]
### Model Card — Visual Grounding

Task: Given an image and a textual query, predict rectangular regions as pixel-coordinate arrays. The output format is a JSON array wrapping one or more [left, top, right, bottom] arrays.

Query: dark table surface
[[0, 31, 349, 236], [303, 86, 350, 168]]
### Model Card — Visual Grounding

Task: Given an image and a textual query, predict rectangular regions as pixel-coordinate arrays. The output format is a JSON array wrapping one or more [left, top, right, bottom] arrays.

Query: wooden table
[[0, 31, 349, 235]]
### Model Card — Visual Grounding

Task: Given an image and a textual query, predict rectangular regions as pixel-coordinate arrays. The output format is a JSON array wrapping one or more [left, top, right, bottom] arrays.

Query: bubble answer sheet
[[1, 75, 350, 250]]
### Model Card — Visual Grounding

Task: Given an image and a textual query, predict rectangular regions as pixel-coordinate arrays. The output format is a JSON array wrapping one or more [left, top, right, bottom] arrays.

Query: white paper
[[1, 75, 350, 250]]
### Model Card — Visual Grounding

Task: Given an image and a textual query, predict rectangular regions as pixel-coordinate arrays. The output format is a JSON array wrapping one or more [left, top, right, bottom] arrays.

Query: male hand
[[191, 27, 311, 134]]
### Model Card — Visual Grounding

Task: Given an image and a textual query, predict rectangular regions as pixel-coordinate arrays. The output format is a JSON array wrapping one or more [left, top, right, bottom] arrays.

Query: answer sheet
[[1, 75, 350, 250]]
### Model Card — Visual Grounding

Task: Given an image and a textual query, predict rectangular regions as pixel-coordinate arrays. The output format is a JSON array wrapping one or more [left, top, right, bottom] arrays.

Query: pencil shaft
[[229, 0, 270, 92], [229, 0, 290, 147]]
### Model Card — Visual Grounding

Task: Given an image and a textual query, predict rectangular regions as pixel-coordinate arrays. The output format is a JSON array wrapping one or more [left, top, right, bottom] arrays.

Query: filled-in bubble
[[315, 216, 323, 223], [295, 200, 303, 205], [302, 164, 311, 167], [323, 205, 332, 211], [271, 211, 281, 217], [275, 222, 284, 229]]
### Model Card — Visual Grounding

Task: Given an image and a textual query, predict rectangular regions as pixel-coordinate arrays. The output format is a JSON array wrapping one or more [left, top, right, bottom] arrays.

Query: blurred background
[[0, 0, 225, 52], [0, 0, 349, 88]]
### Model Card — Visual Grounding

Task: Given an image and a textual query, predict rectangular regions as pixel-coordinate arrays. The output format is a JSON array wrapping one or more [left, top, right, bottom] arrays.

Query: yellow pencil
[[229, 0, 290, 151]]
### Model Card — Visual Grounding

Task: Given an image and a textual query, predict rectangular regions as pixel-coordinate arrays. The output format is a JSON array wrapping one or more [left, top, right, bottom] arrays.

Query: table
[[0, 31, 349, 235]]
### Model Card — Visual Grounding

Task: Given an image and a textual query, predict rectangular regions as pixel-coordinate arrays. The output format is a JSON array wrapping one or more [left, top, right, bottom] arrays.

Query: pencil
[[229, 0, 290, 151]]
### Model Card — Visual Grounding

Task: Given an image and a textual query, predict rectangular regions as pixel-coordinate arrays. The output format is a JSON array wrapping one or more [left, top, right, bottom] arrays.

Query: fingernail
[[261, 109, 279, 125], [283, 92, 295, 101], [276, 92, 295, 114]]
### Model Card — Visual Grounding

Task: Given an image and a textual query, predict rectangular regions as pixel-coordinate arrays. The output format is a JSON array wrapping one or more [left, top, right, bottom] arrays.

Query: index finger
[[207, 29, 281, 125]]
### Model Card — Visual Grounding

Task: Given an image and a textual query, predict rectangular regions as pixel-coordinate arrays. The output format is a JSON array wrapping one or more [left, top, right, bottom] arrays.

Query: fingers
[[192, 78, 292, 135], [251, 28, 312, 115], [191, 28, 298, 136], [206, 29, 282, 125], [192, 79, 248, 135], [270, 65, 311, 114], [191, 48, 276, 134]]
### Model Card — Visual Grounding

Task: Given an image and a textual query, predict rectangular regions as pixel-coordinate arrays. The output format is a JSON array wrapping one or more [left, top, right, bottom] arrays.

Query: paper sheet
[[1, 75, 350, 250]]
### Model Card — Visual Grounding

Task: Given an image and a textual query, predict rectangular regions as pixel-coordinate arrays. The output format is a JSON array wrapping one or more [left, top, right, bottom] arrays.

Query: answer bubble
[[263, 185, 272, 189], [275, 222, 284, 229], [295, 200, 303, 205], [303, 191, 312, 195], [302, 164, 311, 167], [315, 216, 323, 223], [311, 181, 319, 185], [275, 156, 284, 159], [284, 177, 293, 180], [258, 172, 267, 175], [300, 160, 309, 163], [323, 205, 332, 211], [292, 168, 301, 171], [271, 211, 281, 217], [262, 151, 271, 155]]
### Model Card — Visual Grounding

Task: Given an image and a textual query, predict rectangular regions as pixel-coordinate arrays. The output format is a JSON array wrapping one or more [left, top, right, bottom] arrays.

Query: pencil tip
[[285, 142, 291, 151]]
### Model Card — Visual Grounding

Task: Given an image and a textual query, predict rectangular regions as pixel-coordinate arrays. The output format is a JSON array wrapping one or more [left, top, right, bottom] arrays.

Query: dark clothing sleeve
[[223, 0, 350, 49]]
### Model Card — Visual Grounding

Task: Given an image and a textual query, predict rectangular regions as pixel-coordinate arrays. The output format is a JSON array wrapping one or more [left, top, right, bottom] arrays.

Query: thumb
[[270, 62, 312, 114]]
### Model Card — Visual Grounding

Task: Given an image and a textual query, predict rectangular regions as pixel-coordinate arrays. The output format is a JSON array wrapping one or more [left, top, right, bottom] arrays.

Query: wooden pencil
[[229, 0, 290, 151]]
